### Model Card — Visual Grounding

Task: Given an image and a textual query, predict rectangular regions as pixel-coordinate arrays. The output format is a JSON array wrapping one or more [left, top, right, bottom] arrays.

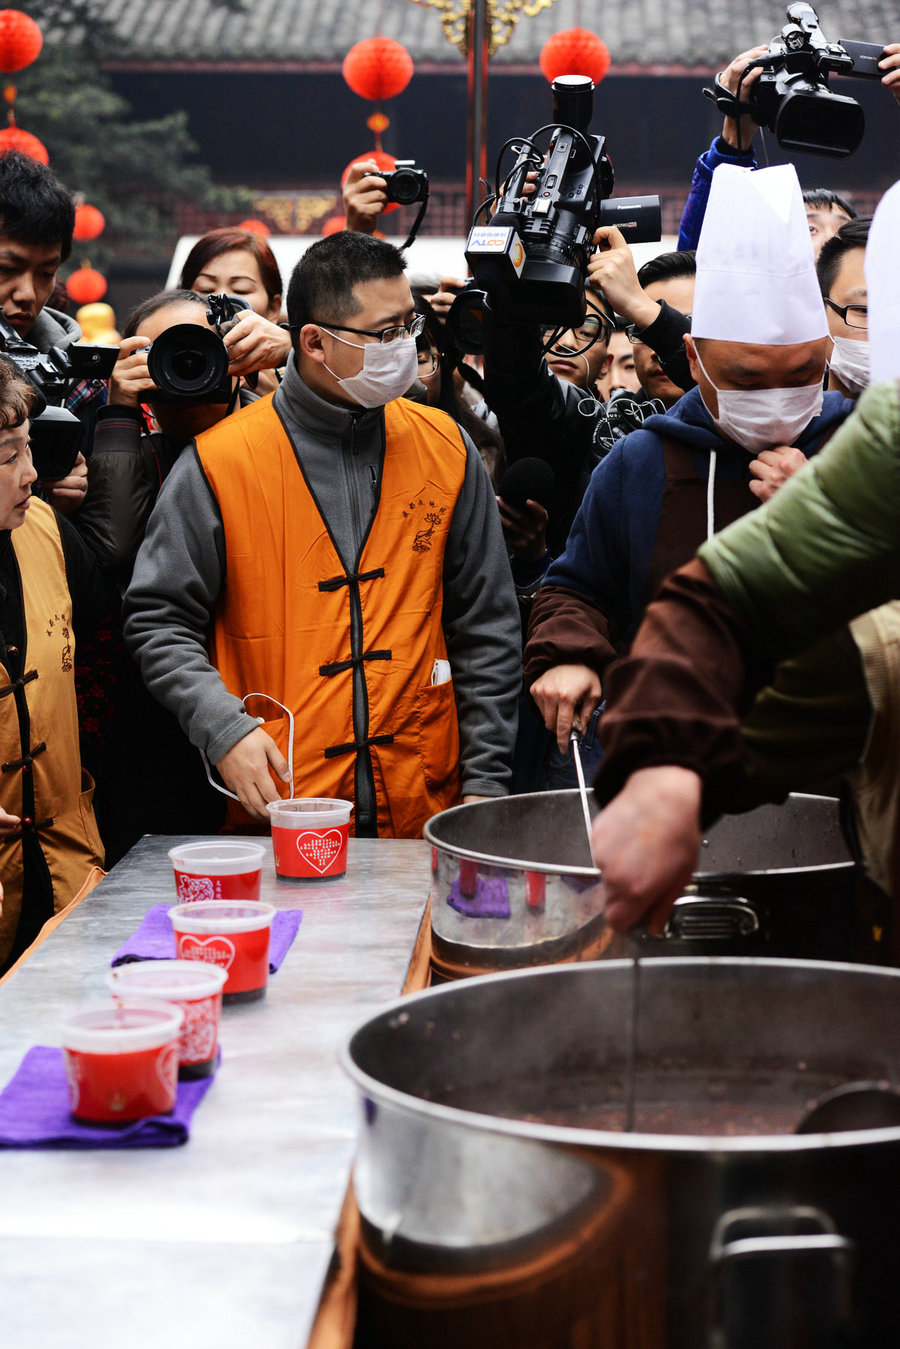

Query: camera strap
[[401, 183, 430, 252]]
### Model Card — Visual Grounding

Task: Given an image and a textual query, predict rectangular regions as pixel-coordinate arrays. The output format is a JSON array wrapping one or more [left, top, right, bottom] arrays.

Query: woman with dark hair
[[0, 359, 111, 971], [179, 227, 291, 393], [75, 289, 262, 862]]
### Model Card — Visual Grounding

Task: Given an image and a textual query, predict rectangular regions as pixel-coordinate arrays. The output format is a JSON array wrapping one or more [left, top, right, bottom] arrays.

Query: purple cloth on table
[[0, 1046, 217, 1149], [110, 905, 302, 970], [447, 875, 511, 919]]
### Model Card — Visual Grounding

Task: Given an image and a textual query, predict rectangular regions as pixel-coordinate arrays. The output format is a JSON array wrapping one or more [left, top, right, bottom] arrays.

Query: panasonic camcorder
[[455, 75, 661, 332], [705, 3, 887, 158]]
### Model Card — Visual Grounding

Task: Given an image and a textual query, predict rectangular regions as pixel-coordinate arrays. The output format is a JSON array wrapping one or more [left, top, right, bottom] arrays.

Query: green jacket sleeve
[[699, 380, 900, 659]]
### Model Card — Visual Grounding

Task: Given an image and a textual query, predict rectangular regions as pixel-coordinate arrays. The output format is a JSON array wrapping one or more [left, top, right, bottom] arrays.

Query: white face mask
[[695, 348, 824, 455], [829, 336, 870, 398], [320, 328, 419, 408]]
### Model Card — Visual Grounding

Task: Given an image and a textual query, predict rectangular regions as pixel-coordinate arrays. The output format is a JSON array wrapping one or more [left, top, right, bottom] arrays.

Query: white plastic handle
[[200, 692, 295, 802]]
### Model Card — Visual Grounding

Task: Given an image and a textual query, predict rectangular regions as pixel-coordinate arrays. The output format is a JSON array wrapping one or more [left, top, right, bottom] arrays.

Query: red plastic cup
[[266, 798, 352, 881], [61, 1000, 184, 1125], [168, 841, 265, 904], [170, 900, 276, 1004], [108, 960, 228, 1080]]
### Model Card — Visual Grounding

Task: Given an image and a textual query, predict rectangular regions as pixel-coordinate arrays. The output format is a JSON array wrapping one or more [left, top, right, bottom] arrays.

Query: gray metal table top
[[0, 835, 430, 1349]]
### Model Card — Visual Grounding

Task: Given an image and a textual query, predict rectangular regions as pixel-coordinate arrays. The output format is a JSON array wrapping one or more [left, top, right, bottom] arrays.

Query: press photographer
[[0, 151, 109, 515], [679, 7, 900, 255]]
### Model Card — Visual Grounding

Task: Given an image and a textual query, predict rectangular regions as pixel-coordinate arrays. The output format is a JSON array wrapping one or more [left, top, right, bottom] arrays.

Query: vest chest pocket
[[414, 679, 460, 796]]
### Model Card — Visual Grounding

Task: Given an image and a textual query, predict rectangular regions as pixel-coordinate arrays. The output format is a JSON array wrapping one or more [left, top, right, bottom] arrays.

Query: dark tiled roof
[[96, 0, 900, 71]]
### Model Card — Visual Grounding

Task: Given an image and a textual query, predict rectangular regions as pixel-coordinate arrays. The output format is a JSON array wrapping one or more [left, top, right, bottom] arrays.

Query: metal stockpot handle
[[708, 1206, 854, 1348], [662, 892, 759, 943]]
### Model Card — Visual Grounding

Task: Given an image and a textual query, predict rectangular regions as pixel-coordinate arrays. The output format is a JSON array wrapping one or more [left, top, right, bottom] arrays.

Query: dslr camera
[[0, 316, 117, 480], [458, 75, 661, 331], [706, 3, 887, 158], [145, 292, 251, 402]]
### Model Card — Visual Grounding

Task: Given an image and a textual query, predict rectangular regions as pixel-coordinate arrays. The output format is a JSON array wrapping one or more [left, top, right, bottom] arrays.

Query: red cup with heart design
[[266, 798, 352, 881], [170, 901, 276, 1004], [107, 960, 228, 1079], [168, 840, 265, 904], [60, 1000, 184, 1124]]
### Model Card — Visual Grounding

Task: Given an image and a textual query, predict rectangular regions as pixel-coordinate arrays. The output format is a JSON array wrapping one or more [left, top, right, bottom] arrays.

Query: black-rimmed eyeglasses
[[313, 314, 427, 345], [824, 298, 867, 330]]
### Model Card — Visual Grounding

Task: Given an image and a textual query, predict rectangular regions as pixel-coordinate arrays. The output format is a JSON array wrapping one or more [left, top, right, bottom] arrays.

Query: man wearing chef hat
[[589, 177, 900, 930], [526, 161, 851, 754]]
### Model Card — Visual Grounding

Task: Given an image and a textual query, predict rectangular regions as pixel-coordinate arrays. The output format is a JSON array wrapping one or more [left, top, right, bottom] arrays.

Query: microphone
[[497, 457, 556, 510]]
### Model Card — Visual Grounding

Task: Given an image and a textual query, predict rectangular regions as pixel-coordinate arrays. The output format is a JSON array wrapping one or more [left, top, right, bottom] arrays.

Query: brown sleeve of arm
[[595, 558, 776, 819], [523, 585, 617, 690]]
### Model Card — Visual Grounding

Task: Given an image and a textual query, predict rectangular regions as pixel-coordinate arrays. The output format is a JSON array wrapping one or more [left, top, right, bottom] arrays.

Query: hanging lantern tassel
[[66, 267, 107, 304], [539, 28, 611, 86], [366, 111, 390, 154]]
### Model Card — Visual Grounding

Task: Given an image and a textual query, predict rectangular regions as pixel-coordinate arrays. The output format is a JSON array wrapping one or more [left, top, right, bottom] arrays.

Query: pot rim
[[424, 791, 854, 880], [342, 956, 900, 1155]]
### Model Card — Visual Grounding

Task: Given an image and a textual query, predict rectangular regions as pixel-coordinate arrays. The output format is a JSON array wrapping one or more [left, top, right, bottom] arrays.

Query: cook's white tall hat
[[866, 179, 900, 384], [692, 163, 828, 345]]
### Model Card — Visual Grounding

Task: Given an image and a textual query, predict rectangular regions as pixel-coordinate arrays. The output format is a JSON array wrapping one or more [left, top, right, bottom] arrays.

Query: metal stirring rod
[[625, 955, 640, 1132], [570, 729, 595, 864], [569, 728, 640, 1130]]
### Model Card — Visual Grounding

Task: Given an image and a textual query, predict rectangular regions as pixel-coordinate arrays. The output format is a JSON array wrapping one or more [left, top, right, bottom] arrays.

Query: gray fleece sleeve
[[442, 435, 522, 797], [122, 446, 260, 764]]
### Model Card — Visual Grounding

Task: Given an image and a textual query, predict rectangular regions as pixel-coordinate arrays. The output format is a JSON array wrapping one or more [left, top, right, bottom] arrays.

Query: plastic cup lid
[[61, 999, 185, 1054], [168, 841, 266, 875], [266, 797, 352, 827], [170, 900, 277, 934], [107, 959, 228, 1000]]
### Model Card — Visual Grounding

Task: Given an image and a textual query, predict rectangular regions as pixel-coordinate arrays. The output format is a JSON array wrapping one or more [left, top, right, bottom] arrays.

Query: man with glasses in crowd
[[123, 231, 521, 837]]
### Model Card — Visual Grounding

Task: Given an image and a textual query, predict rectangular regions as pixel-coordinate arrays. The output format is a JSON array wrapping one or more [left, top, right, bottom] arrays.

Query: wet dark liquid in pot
[[429, 1077, 839, 1137]]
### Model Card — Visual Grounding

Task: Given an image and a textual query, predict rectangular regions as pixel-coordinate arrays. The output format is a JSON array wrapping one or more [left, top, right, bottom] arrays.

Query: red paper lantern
[[238, 218, 271, 236], [0, 124, 47, 162], [341, 151, 399, 215], [322, 215, 346, 236], [73, 203, 105, 241], [66, 267, 107, 303], [0, 11, 42, 74], [539, 28, 611, 86], [343, 38, 413, 102]]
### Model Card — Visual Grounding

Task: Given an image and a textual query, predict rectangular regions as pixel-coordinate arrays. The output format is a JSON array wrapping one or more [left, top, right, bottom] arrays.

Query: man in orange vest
[[124, 232, 521, 838]]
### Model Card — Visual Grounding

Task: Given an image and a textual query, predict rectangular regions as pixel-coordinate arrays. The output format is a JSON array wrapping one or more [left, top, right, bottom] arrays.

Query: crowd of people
[[1, 35, 900, 972]]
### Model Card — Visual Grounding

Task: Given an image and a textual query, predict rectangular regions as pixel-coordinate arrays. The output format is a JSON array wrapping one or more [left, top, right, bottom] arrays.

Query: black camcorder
[[145, 292, 251, 403], [458, 75, 661, 331], [705, 3, 886, 158], [0, 316, 117, 480]]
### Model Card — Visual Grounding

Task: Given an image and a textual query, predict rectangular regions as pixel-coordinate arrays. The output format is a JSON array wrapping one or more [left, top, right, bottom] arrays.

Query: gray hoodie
[[123, 359, 522, 833]]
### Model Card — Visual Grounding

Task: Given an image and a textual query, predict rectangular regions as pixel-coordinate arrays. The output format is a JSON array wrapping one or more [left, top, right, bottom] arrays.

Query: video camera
[[145, 293, 251, 403], [0, 316, 117, 480], [705, 3, 887, 158], [456, 75, 661, 332]]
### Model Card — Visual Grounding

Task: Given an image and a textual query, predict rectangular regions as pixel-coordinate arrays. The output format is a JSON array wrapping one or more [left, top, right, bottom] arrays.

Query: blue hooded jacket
[[541, 385, 853, 650]]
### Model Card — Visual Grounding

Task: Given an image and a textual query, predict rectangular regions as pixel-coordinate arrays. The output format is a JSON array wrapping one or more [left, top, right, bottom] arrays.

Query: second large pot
[[345, 957, 900, 1348], [425, 791, 862, 974]]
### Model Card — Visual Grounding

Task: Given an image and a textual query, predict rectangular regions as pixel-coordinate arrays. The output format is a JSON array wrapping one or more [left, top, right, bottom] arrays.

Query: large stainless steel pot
[[424, 791, 862, 975], [344, 958, 900, 1347]]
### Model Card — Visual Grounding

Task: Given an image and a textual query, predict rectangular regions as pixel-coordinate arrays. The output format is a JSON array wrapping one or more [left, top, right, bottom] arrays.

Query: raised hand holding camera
[[588, 226, 659, 331]]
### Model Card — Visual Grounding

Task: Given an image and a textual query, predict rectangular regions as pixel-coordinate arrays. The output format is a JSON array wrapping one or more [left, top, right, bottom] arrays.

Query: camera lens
[[388, 169, 422, 206], [147, 324, 230, 398]]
